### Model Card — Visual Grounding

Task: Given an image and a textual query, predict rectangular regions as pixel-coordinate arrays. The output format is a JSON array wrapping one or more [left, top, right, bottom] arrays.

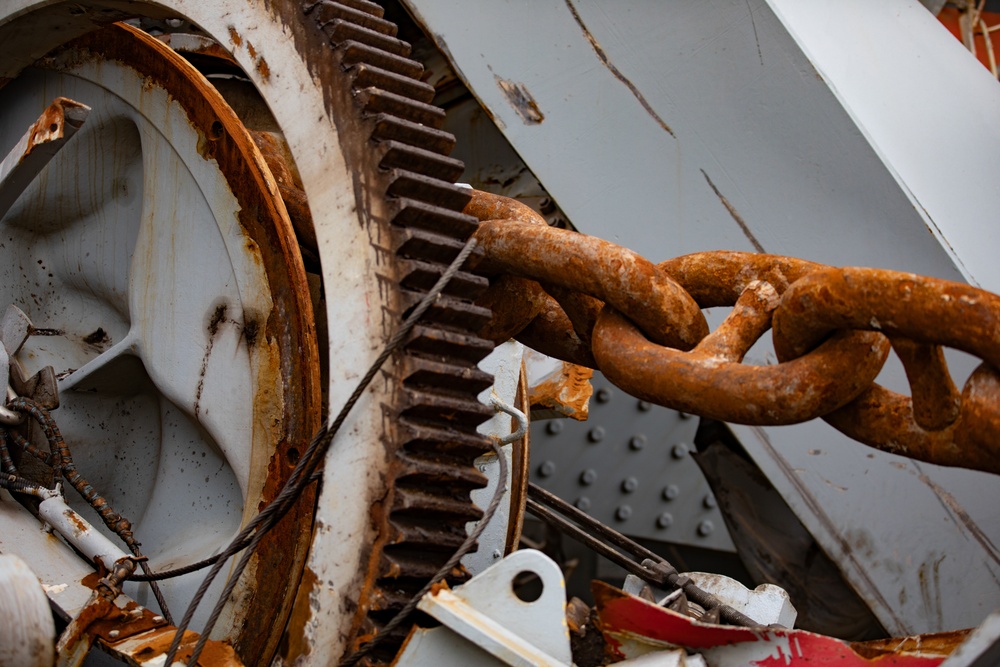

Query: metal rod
[[527, 483, 761, 628]]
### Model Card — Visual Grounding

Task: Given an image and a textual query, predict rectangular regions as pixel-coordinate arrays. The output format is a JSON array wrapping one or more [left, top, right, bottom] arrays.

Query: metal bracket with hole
[[394, 549, 573, 667]]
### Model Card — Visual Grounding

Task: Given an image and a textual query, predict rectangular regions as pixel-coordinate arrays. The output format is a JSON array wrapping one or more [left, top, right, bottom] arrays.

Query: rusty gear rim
[[0, 1, 498, 664], [0, 21, 321, 660]]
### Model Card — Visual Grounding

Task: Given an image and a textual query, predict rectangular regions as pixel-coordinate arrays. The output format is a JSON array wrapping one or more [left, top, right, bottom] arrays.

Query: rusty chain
[[466, 190, 1000, 476]]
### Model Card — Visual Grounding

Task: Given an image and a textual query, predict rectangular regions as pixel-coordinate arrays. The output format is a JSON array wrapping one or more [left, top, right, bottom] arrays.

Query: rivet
[[678, 411, 691, 420], [656, 512, 674, 529], [697, 520, 715, 537], [637, 400, 652, 412], [595, 388, 613, 403], [108, 629, 120, 639], [579, 469, 597, 486], [671, 443, 689, 459], [151, 616, 165, 624], [662, 484, 680, 501], [587, 426, 605, 443], [615, 505, 632, 521], [621, 477, 639, 493], [492, 549, 502, 559], [538, 461, 556, 478], [479, 465, 487, 472], [575, 496, 591, 511], [546, 421, 563, 435], [703, 493, 717, 509], [629, 435, 646, 451]]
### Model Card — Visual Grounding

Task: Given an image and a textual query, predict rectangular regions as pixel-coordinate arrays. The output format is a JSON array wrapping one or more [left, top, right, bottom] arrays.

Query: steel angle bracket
[[394, 549, 573, 667]]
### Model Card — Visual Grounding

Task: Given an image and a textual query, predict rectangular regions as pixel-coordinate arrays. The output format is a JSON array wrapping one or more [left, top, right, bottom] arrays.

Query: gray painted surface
[[403, 0, 1000, 634]]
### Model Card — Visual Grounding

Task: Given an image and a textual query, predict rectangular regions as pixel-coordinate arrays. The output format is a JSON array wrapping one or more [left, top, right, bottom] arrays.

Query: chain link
[[466, 190, 1000, 476]]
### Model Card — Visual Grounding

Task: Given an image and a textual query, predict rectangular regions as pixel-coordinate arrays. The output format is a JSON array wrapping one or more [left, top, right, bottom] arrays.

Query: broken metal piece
[[0, 97, 90, 220]]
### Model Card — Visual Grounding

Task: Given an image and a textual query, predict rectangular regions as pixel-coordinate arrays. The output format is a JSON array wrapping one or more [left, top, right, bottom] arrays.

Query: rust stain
[[494, 77, 544, 125], [851, 629, 970, 659], [228, 26, 242, 48], [246, 41, 257, 59], [256, 56, 271, 81], [563, 0, 675, 137], [279, 566, 317, 662], [700, 169, 765, 253], [63, 508, 89, 535]]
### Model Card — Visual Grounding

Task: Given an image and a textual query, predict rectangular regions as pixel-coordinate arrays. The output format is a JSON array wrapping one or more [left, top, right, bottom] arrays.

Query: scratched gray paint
[[403, 0, 1000, 634]]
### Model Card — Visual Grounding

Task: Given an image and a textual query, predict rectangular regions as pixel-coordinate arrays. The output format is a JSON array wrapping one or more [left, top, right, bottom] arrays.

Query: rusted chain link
[[466, 190, 1000, 475]]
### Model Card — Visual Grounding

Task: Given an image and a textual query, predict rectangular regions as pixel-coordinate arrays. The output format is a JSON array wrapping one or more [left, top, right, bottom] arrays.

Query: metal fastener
[[629, 434, 646, 451], [671, 443, 688, 459], [656, 512, 674, 529], [492, 549, 502, 559], [579, 469, 597, 486], [637, 400, 652, 412], [538, 461, 556, 478], [703, 493, 717, 509], [108, 629, 120, 639], [662, 484, 680, 501], [697, 520, 715, 537], [621, 477, 639, 493], [595, 387, 613, 403], [546, 420, 563, 435], [615, 505, 632, 521], [587, 426, 605, 443], [575, 496, 591, 511]]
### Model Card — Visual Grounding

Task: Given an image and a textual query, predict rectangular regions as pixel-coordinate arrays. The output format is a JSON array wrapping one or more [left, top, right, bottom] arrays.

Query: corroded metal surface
[[470, 193, 1000, 475], [773, 267, 1000, 474]]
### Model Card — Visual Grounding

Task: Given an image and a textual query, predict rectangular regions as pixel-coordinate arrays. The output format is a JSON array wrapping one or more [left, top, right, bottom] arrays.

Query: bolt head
[[656, 512, 674, 529], [662, 484, 680, 501], [629, 435, 647, 451], [703, 493, 718, 509], [587, 426, 605, 443], [595, 387, 612, 403], [637, 400, 652, 412], [621, 477, 639, 493], [579, 469, 597, 486], [538, 461, 556, 478], [671, 443, 689, 459], [546, 421, 564, 435], [575, 496, 591, 511], [615, 505, 632, 521], [697, 520, 715, 537]]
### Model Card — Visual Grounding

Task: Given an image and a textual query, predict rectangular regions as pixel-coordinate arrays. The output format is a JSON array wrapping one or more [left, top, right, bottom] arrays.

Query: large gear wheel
[[0, 2, 498, 665]]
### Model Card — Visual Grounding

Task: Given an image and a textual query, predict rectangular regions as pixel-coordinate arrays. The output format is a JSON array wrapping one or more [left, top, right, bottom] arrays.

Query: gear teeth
[[310, 1, 398, 36], [359, 89, 446, 129], [377, 142, 462, 182], [392, 226, 478, 263], [370, 114, 456, 153], [323, 19, 412, 56], [341, 42, 424, 80], [399, 290, 493, 332], [306, 1, 501, 662], [400, 386, 494, 427], [387, 170, 471, 209], [389, 199, 478, 238], [397, 259, 487, 300], [403, 325, 494, 365], [401, 357, 494, 395]]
